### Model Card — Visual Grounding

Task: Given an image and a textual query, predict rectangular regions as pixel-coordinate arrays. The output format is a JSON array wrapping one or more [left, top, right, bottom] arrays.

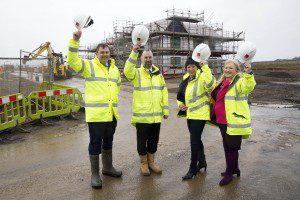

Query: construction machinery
[[24, 42, 73, 80]]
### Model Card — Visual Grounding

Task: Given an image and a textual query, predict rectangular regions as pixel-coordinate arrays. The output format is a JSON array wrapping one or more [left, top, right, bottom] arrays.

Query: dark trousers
[[136, 123, 161, 155], [218, 124, 242, 152], [88, 117, 117, 155], [219, 124, 241, 172], [187, 119, 206, 171]]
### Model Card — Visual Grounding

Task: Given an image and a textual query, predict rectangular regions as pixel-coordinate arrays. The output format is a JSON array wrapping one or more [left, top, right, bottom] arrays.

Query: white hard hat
[[74, 14, 94, 31], [236, 41, 256, 63], [192, 43, 211, 62], [132, 25, 149, 46]]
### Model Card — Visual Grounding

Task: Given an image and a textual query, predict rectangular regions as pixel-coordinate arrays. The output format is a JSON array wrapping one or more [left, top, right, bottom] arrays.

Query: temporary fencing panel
[[0, 54, 53, 97], [38, 81, 82, 111], [1, 54, 83, 132], [0, 93, 27, 131], [27, 88, 82, 120], [39, 82, 73, 91], [0, 58, 21, 97]]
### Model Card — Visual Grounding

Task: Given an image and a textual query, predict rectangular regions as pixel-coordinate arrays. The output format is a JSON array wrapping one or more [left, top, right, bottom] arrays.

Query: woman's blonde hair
[[218, 59, 241, 83]]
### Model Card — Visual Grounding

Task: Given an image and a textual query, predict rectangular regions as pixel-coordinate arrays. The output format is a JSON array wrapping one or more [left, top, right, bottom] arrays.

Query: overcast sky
[[0, 0, 299, 61]]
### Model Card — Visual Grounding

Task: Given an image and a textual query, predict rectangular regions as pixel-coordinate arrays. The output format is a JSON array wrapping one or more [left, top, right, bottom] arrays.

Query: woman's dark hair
[[185, 57, 200, 69]]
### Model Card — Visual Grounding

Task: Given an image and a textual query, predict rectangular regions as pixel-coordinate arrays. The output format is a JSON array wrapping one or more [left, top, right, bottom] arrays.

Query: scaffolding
[[111, 19, 142, 67], [80, 8, 245, 76]]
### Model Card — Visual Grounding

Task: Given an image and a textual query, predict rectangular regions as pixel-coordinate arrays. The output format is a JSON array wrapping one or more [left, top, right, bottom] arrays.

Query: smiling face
[[223, 61, 238, 78], [187, 64, 197, 77], [96, 46, 110, 64], [141, 50, 153, 69]]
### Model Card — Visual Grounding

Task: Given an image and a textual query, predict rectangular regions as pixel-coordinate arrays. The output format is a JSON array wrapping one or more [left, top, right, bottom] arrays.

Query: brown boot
[[147, 153, 162, 174], [139, 155, 150, 176]]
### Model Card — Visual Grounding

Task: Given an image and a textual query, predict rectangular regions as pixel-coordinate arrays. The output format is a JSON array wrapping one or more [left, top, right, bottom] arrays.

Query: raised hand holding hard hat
[[192, 43, 211, 63], [132, 43, 141, 53], [236, 41, 256, 63], [74, 14, 94, 31], [132, 25, 149, 46], [73, 31, 82, 41], [73, 14, 93, 41], [243, 62, 252, 74]]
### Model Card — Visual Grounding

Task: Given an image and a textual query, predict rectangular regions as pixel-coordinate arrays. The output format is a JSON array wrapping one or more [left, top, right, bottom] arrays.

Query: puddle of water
[[269, 81, 300, 85], [251, 103, 295, 108]]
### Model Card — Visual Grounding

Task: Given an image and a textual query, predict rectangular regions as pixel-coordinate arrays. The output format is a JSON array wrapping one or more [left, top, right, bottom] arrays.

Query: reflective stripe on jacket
[[124, 51, 169, 126], [67, 39, 121, 122], [177, 66, 216, 120]]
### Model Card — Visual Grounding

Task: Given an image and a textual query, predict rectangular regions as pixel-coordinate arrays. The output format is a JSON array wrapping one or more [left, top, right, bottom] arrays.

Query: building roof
[[145, 18, 244, 41]]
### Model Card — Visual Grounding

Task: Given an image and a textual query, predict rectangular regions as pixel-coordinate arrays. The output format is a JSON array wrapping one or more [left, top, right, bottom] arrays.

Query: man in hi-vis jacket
[[67, 31, 122, 189], [124, 43, 169, 176]]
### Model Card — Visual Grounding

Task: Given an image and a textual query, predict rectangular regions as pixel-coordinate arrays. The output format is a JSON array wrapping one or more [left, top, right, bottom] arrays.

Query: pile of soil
[[263, 71, 294, 78]]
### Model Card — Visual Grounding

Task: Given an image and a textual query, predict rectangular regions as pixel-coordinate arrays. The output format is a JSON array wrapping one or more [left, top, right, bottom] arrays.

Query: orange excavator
[[24, 42, 73, 80]]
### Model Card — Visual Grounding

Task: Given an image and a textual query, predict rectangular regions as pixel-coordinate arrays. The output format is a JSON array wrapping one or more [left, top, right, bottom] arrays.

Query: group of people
[[67, 30, 256, 189]]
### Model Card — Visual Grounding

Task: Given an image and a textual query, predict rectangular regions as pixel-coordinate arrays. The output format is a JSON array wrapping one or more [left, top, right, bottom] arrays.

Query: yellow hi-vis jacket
[[67, 39, 121, 122], [211, 73, 256, 139], [177, 65, 216, 120], [124, 51, 169, 126]]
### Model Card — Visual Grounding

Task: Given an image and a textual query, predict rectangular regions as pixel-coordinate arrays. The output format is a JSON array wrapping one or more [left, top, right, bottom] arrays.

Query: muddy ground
[[0, 65, 299, 199]]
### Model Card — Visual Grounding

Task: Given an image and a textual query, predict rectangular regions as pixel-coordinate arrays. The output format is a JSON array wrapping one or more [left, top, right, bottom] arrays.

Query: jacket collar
[[141, 64, 160, 75], [210, 74, 240, 99], [183, 69, 201, 82], [195, 69, 201, 79], [227, 74, 240, 91], [93, 57, 115, 71]]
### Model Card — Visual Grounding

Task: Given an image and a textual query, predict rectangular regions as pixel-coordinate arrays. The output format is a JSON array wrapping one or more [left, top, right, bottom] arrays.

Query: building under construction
[[79, 8, 245, 75]]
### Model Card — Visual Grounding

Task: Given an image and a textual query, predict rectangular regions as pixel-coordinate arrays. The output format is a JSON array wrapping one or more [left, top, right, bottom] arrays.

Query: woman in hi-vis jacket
[[177, 57, 215, 180], [210, 59, 256, 186]]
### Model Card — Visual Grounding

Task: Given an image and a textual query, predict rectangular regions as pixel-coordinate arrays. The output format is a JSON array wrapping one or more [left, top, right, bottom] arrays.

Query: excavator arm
[[24, 42, 71, 80], [28, 42, 52, 59]]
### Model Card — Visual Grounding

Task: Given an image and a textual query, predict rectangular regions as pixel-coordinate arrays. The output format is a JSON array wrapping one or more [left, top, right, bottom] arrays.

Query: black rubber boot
[[102, 149, 122, 177], [89, 155, 102, 189]]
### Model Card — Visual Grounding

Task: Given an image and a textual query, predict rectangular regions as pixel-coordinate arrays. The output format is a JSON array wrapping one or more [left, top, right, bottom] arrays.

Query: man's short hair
[[96, 43, 109, 52], [141, 48, 153, 57], [143, 47, 151, 52]]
